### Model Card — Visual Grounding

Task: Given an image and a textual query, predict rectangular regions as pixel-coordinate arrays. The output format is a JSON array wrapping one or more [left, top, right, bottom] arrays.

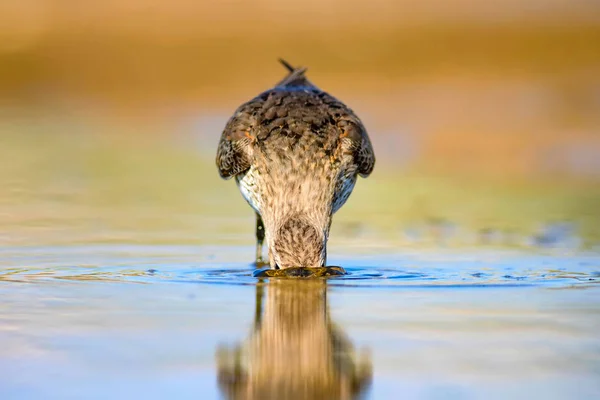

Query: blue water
[[2, 245, 597, 288], [1, 245, 599, 399]]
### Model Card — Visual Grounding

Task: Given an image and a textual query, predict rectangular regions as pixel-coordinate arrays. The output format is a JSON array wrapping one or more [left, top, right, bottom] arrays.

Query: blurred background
[[1, 0, 599, 249]]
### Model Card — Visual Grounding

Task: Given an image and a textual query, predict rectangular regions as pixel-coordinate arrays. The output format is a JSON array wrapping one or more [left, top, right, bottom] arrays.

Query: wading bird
[[216, 60, 374, 270]]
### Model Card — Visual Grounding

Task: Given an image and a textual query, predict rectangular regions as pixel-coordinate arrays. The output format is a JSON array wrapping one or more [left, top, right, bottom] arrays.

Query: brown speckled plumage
[[216, 60, 375, 269]]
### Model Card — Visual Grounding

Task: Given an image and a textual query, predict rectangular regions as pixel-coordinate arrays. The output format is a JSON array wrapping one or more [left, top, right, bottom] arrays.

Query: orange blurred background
[[1, 0, 600, 177]]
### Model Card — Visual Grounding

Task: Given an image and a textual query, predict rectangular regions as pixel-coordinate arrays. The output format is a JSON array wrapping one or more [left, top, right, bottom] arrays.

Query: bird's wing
[[342, 117, 375, 178], [215, 101, 258, 179], [321, 93, 375, 178]]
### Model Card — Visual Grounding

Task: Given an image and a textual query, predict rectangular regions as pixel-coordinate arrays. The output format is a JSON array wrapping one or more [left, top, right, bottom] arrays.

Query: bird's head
[[269, 215, 327, 269]]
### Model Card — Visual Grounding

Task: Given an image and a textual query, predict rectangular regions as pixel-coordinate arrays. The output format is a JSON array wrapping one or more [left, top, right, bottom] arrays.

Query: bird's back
[[217, 61, 374, 182]]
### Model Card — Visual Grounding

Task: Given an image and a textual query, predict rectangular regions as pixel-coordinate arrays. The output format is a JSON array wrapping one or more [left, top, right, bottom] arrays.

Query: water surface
[[1, 244, 599, 399], [1, 133, 599, 399]]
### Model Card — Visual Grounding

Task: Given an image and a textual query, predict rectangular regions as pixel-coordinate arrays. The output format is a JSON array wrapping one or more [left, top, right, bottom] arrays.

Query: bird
[[216, 59, 374, 270]]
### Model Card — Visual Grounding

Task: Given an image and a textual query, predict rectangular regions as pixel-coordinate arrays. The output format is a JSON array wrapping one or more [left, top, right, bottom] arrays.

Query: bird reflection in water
[[217, 280, 372, 400]]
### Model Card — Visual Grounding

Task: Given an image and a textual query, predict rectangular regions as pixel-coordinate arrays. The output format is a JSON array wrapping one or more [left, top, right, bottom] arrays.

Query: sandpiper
[[216, 60, 374, 270]]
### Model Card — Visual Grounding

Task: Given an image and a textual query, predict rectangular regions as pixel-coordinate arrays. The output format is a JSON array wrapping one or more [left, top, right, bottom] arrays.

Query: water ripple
[[1, 246, 598, 288], [1, 264, 598, 289]]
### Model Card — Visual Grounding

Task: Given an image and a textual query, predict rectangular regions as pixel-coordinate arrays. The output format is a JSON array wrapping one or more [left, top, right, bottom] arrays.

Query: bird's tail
[[275, 58, 317, 89]]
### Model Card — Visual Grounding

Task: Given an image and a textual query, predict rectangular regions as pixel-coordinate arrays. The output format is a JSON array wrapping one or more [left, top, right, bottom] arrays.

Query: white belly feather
[[236, 167, 261, 214]]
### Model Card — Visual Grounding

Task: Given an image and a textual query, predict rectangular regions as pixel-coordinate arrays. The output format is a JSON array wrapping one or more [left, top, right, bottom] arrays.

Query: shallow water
[[1, 244, 599, 400], [1, 134, 600, 399]]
